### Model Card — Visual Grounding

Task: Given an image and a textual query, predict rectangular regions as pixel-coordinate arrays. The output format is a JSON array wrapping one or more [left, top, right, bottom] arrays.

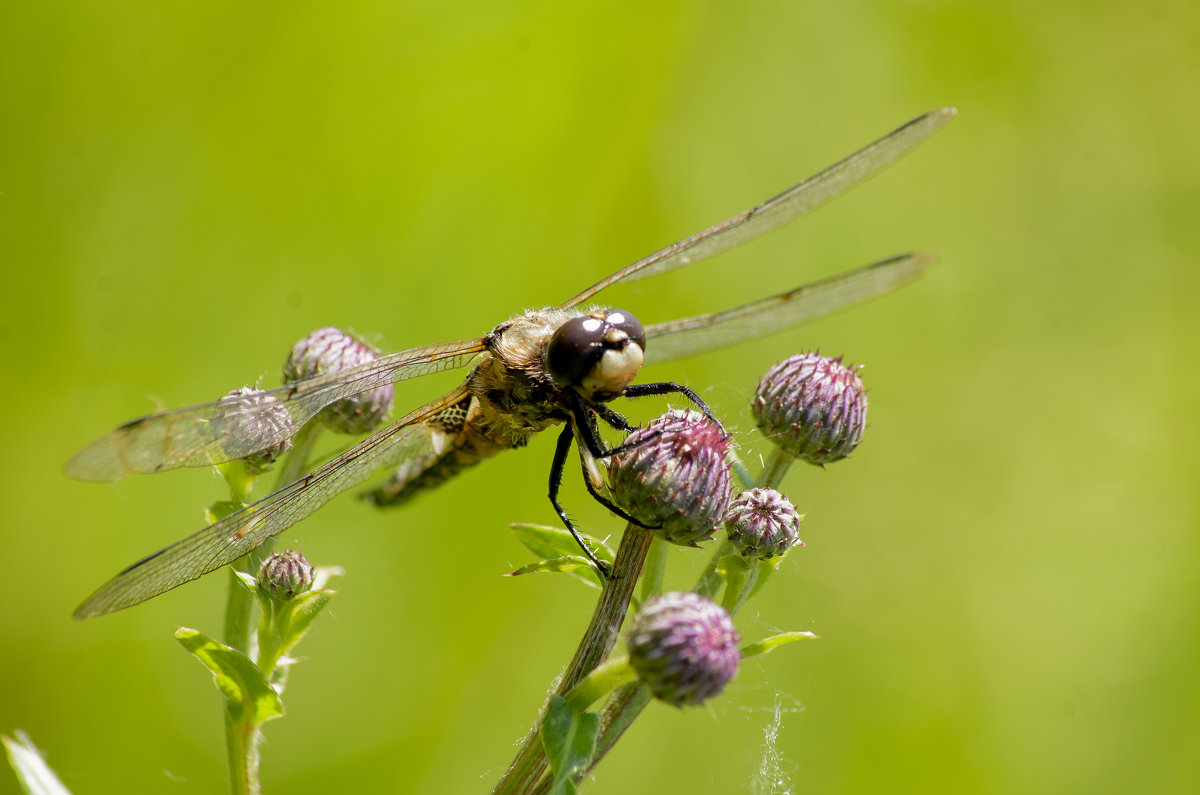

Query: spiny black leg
[[622, 381, 723, 429], [593, 402, 635, 432], [564, 393, 662, 534], [548, 423, 610, 577], [576, 451, 654, 530], [567, 387, 666, 461]]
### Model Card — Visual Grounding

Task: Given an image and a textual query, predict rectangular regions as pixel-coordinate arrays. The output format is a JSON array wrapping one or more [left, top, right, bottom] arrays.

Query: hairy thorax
[[469, 307, 581, 446]]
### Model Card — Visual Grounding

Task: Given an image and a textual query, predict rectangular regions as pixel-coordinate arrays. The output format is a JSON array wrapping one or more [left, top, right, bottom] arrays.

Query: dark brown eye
[[602, 309, 645, 352], [547, 315, 606, 387], [546, 309, 646, 391]]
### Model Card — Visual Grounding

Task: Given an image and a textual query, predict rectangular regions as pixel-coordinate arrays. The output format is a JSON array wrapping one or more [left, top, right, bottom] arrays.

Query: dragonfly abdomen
[[365, 442, 492, 507], [364, 395, 520, 507]]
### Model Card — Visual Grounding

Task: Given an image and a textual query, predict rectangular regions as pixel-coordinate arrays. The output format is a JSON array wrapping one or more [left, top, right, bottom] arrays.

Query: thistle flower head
[[752, 352, 868, 465], [213, 387, 295, 473], [256, 550, 315, 601], [724, 487, 803, 560], [606, 409, 732, 546], [283, 327, 394, 435], [627, 591, 740, 707]]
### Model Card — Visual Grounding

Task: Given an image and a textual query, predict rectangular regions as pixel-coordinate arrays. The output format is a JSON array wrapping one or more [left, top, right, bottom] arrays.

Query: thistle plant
[[187, 327, 389, 795], [42, 107, 954, 795], [42, 347, 879, 795], [494, 351, 874, 793]]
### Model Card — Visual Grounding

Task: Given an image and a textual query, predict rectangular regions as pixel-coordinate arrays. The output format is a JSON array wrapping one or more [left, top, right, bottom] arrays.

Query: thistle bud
[[724, 487, 803, 560], [751, 353, 868, 465], [213, 387, 295, 473], [606, 409, 732, 546], [627, 591, 740, 707], [256, 550, 314, 600], [283, 327, 394, 435]]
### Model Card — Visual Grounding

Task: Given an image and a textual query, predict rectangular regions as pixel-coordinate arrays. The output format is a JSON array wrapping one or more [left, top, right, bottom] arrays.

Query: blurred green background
[[2, 1, 1197, 792]]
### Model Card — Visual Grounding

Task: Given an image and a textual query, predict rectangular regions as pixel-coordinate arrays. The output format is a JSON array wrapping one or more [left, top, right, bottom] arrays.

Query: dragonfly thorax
[[471, 308, 580, 440]]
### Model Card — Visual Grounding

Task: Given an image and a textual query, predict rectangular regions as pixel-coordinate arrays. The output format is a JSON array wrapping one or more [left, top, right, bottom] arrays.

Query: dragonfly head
[[546, 308, 646, 403]]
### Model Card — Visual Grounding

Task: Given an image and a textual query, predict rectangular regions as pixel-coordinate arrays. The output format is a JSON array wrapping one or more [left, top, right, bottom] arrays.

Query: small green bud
[[724, 487, 803, 560], [256, 551, 315, 601]]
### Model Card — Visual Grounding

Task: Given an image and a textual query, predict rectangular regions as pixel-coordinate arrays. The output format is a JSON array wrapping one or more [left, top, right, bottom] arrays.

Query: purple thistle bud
[[752, 352, 868, 465], [606, 409, 732, 547], [627, 591, 740, 707], [724, 487, 804, 560], [213, 387, 295, 473], [283, 327, 394, 435], [256, 550, 315, 601]]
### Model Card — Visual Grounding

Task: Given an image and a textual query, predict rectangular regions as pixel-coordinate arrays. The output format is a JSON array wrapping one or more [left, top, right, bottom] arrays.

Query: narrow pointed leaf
[[274, 589, 337, 658], [2, 732, 71, 795], [509, 523, 614, 564], [740, 631, 819, 659], [506, 556, 604, 589]]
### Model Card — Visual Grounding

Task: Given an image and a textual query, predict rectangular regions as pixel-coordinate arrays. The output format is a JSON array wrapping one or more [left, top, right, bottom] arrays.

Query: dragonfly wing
[[72, 382, 472, 618], [65, 338, 486, 482], [643, 252, 934, 366], [563, 108, 955, 309]]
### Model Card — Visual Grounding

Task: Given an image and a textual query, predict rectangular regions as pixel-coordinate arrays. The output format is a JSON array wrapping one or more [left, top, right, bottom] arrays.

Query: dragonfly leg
[[575, 445, 653, 530], [621, 381, 724, 431], [564, 395, 664, 532], [548, 424, 612, 578], [592, 402, 635, 432], [570, 393, 663, 461]]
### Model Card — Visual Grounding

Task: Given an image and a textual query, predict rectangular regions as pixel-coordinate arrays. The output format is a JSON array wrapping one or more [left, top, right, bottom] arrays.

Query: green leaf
[[2, 731, 71, 795], [261, 588, 337, 665], [176, 627, 283, 725], [740, 631, 819, 659], [509, 523, 614, 564], [542, 694, 600, 794], [506, 556, 604, 589]]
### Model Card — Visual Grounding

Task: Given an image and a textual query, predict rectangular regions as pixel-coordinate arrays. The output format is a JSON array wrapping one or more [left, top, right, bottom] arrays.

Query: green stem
[[727, 449, 756, 490], [638, 536, 667, 605], [759, 446, 793, 489], [562, 657, 637, 713], [224, 708, 259, 795], [581, 447, 798, 783], [694, 538, 737, 600], [223, 565, 255, 656], [220, 421, 323, 795], [255, 422, 325, 567], [494, 523, 653, 795]]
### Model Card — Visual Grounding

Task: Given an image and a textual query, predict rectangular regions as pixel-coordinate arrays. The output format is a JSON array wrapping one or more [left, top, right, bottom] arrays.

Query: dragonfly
[[68, 107, 956, 618]]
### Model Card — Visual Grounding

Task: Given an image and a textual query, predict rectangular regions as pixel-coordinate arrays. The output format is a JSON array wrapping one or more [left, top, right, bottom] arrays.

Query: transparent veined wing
[[72, 382, 473, 618], [65, 338, 486, 483], [562, 107, 955, 309], [643, 252, 935, 366]]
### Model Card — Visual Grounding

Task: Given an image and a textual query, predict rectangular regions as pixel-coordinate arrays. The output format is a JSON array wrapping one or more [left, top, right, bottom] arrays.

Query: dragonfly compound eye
[[547, 308, 646, 402]]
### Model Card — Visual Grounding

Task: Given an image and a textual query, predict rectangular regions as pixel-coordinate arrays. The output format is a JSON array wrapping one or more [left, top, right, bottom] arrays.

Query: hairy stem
[[494, 523, 653, 794], [580, 448, 797, 782], [220, 421, 323, 795]]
